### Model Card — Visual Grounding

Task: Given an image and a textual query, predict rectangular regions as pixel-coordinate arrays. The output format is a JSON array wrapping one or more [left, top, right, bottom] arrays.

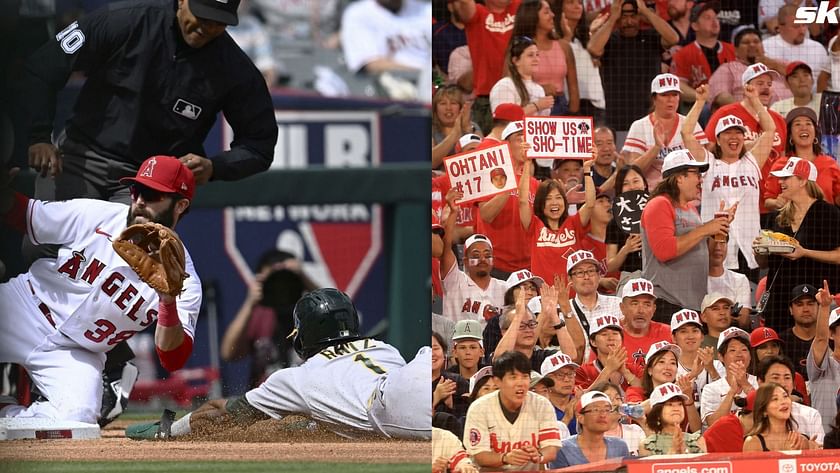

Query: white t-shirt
[[340, 0, 431, 73], [605, 423, 646, 456], [570, 293, 622, 361], [464, 390, 563, 470], [762, 35, 828, 81], [700, 151, 762, 270], [622, 113, 709, 191], [792, 402, 825, 444], [25, 199, 201, 352], [676, 359, 725, 406], [442, 262, 506, 328], [708, 270, 752, 309], [699, 374, 758, 425], [828, 36, 840, 92], [490, 77, 549, 116], [806, 348, 840, 434], [770, 94, 822, 118], [569, 38, 605, 108]]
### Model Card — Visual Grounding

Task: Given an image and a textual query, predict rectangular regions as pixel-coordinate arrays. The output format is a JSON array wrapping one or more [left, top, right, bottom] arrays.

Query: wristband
[[157, 299, 180, 327], [553, 322, 565, 330], [529, 101, 538, 111]]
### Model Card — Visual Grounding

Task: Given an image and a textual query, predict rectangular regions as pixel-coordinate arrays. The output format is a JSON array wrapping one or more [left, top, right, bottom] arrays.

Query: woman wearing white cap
[[621, 73, 709, 191], [638, 383, 706, 455], [682, 83, 775, 283], [754, 157, 840, 332]]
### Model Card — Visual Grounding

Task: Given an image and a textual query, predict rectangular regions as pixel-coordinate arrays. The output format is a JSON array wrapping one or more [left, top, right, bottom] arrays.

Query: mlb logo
[[173, 99, 202, 120]]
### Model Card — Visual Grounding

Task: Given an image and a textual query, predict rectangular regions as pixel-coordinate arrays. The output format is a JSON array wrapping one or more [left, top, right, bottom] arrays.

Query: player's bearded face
[[127, 198, 178, 228]]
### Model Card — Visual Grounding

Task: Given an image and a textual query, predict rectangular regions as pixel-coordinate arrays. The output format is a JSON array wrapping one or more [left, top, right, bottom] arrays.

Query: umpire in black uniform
[[18, 0, 278, 425]]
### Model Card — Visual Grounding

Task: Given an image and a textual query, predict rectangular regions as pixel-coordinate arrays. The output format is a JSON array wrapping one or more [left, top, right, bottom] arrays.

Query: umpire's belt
[[27, 280, 57, 328]]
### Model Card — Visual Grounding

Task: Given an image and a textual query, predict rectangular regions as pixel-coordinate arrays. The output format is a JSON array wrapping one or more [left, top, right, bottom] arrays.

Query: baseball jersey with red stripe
[[621, 113, 708, 191], [433, 427, 473, 472], [464, 390, 562, 470]]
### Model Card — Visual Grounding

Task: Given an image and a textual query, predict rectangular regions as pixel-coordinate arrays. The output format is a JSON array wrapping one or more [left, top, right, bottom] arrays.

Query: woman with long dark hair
[[743, 383, 814, 451], [512, 0, 579, 115], [605, 164, 649, 275], [489, 35, 554, 116], [764, 106, 840, 209]]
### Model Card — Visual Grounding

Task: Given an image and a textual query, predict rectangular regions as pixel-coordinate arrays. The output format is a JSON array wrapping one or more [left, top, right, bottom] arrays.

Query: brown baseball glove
[[113, 223, 188, 297]]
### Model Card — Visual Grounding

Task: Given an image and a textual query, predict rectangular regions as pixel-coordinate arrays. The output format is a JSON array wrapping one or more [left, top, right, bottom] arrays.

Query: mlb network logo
[[794, 2, 840, 23]]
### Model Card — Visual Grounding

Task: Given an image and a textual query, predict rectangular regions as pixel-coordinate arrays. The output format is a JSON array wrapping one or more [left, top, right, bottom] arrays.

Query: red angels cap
[[501, 120, 524, 140], [714, 114, 748, 136], [785, 61, 812, 78], [540, 352, 580, 376], [493, 103, 525, 122], [566, 249, 600, 275], [670, 309, 702, 333], [620, 277, 656, 299], [770, 157, 817, 182], [651, 73, 681, 94], [742, 62, 781, 85], [650, 382, 689, 406], [750, 327, 783, 348], [645, 341, 682, 365], [717, 327, 750, 350], [504, 269, 545, 291], [121, 155, 195, 200]]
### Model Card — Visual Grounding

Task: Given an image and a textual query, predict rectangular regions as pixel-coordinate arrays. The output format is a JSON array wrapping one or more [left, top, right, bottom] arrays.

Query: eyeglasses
[[129, 184, 176, 203], [571, 269, 599, 278], [582, 406, 618, 415], [519, 321, 538, 330]]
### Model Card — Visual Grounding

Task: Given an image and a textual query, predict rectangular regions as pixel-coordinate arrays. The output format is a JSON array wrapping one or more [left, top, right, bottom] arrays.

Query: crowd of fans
[[431, 0, 840, 470]]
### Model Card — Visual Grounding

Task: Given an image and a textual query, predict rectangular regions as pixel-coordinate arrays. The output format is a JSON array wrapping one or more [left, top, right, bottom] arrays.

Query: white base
[[0, 418, 101, 440]]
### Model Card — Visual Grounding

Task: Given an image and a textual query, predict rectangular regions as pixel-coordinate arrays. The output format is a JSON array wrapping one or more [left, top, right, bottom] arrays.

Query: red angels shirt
[[528, 213, 589, 283], [474, 174, 539, 273], [623, 322, 673, 370], [671, 41, 736, 88], [763, 155, 840, 207], [705, 103, 787, 214], [464, 0, 521, 95], [432, 175, 446, 297]]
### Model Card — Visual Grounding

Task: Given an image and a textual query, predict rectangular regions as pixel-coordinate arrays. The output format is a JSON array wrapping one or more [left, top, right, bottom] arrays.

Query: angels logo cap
[[770, 157, 817, 182], [651, 73, 681, 95], [749, 327, 783, 348], [188, 0, 240, 26], [741, 62, 781, 85], [714, 114, 748, 136], [121, 155, 195, 200]]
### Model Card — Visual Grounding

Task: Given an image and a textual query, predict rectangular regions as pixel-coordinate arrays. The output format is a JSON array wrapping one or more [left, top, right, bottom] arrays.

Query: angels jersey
[[700, 151, 761, 270], [246, 339, 431, 439], [24, 198, 200, 351], [464, 391, 562, 470], [433, 427, 472, 472], [622, 113, 709, 191]]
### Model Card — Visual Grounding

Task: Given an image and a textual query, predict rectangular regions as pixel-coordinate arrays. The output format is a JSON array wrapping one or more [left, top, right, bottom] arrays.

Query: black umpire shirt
[[23, 0, 278, 181]]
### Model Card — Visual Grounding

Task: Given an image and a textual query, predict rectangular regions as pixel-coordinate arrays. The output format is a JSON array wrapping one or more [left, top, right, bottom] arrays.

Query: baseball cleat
[[124, 409, 176, 440], [99, 361, 140, 427]]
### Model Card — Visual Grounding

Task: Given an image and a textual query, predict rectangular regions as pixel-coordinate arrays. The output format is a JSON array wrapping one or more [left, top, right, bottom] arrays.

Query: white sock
[[170, 412, 192, 437]]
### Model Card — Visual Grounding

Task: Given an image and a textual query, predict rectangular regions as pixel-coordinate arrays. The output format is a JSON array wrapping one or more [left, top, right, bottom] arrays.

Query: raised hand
[[605, 346, 627, 373], [653, 121, 667, 148], [695, 84, 709, 102], [816, 279, 833, 306], [555, 273, 572, 315], [445, 187, 464, 210], [676, 375, 695, 401]]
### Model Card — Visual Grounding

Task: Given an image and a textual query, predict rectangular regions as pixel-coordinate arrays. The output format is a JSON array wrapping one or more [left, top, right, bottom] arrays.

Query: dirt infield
[[0, 418, 430, 463]]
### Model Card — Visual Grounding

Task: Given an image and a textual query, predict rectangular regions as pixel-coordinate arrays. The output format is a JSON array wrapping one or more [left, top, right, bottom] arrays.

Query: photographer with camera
[[220, 249, 318, 388]]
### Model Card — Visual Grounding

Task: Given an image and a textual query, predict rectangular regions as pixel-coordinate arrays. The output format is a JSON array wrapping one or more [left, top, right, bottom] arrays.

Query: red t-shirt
[[623, 322, 673, 370], [528, 213, 589, 283], [474, 175, 539, 273], [671, 41, 736, 88], [575, 360, 643, 391], [702, 413, 744, 453], [432, 175, 446, 297], [464, 0, 521, 95], [763, 154, 840, 207], [705, 103, 787, 214]]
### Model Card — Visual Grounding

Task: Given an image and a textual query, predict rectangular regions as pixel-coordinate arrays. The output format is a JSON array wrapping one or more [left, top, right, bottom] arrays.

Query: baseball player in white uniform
[[463, 350, 562, 470], [126, 288, 431, 440], [0, 156, 201, 424]]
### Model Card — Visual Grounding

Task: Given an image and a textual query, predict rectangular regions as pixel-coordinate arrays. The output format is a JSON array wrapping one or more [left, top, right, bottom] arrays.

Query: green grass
[[0, 461, 430, 473]]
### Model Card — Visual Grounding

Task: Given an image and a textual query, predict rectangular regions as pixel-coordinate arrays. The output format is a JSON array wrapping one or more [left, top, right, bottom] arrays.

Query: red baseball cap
[[749, 327, 783, 348], [770, 157, 817, 182], [493, 103, 525, 122], [785, 61, 812, 78], [121, 155, 195, 200]]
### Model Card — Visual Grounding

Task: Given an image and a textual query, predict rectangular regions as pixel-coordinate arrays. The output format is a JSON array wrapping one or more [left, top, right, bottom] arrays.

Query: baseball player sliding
[[0, 156, 201, 424], [126, 288, 432, 440]]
